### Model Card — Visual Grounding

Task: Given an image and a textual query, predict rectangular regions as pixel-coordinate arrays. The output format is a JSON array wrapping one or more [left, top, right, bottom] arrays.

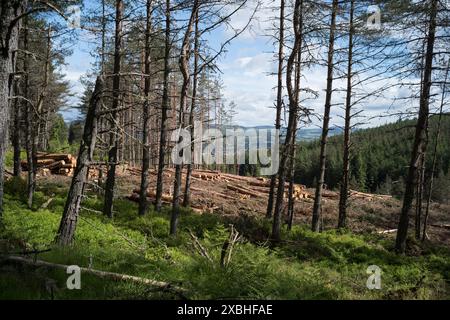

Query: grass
[[0, 178, 449, 300]]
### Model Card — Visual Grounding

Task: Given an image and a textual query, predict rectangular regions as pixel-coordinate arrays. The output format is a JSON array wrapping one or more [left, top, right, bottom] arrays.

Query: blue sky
[[60, 0, 406, 128], [61, 0, 281, 126]]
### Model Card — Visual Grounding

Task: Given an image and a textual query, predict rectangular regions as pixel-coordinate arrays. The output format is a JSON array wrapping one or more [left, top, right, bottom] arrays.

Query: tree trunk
[[422, 59, 449, 242], [312, 0, 338, 232], [171, 0, 199, 235], [266, 0, 285, 219], [272, 0, 303, 242], [395, 0, 438, 253], [103, 0, 124, 219], [138, 0, 153, 216], [155, 0, 171, 212], [0, 54, 11, 216], [56, 77, 103, 246], [287, 32, 303, 232], [22, 17, 36, 210], [27, 26, 52, 207], [287, 143, 297, 231], [0, 1, 26, 218], [183, 9, 200, 208], [12, 51, 21, 177], [415, 151, 426, 239], [338, 0, 355, 230]]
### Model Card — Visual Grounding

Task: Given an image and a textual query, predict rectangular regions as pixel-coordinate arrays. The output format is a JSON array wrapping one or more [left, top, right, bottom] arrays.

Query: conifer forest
[[0, 0, 449, 303]]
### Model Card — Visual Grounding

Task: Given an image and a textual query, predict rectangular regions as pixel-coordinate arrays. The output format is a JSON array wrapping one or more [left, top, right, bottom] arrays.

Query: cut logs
[[350, 190, 392, 201], [227, 184, 266, 198], [125, 169, 312, 215], [21, 153, 77, 177]]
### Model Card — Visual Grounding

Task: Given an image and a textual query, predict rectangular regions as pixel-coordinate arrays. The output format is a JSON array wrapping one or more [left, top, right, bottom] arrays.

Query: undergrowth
[[0, 178, 449, 300]]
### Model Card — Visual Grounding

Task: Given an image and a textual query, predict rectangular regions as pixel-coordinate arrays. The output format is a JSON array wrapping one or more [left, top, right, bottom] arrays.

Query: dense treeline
[[296, 115, 450, 201]]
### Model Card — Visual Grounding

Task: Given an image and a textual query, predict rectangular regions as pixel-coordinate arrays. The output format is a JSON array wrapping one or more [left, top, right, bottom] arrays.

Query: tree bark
[[0, 1, 26, 218], [103, 0, 124, 219], [395, 0, 438, 253], [287, 34, 303, 232], [312, 0, 338, 232], [12, 49, 21, 177], [266, 0, 285, 219], [155, 0, 171, 212], [138, 0, 153, 216], [422, 59, 449, 242], [338, 0, 355, 230], [56, 77, 103, 246], [415, 150, 426, 239], [183, 9, 200, 208], [171, 0, 199, 235], [287, 143, 297, 231], [22, 17, 36, 210], [272, 0, 303, 242]]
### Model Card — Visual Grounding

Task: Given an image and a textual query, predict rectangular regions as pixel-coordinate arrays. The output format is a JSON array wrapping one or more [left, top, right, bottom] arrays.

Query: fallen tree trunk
[[377, 229, 397, 234], [36, 153, 75, 163], [350, 190, 392, 201], [227, 184, 265, 198], [221, 174, 255, 183], [247, 180, 272, 188], [190, 187, 235, 200], [191, 172, 219, 181], [430, 224, 450, 230], [0, 255, 186, 295]]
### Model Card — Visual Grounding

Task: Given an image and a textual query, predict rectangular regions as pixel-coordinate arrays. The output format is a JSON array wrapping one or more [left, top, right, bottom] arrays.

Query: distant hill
[[209, 125, 343, 141], [294, 115, 450, 201]]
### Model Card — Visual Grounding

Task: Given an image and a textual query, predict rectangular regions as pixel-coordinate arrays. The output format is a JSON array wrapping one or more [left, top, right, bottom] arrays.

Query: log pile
[[21, 153, 77, 177]]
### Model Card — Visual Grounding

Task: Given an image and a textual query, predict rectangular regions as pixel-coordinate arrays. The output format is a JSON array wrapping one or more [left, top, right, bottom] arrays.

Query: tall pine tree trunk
[[22, 17, 36, 210], [312, 0, 338, 232], [422, 59, 449, 242], [266, 0, 285, 219], [56, 77, 103, 245], [155, 0, 171, 212], [0, 1, 26, 219], [171, 0, 199, 235], [12, 52, 21, 177], [183, 10, 200, 208], [287, 37, 302, 231], [338, 0, 355, 229], [138, 0, 153, 216], [396, 0, 438, 253], [272, 0, 303, 242], [103, 0, 124, 219]]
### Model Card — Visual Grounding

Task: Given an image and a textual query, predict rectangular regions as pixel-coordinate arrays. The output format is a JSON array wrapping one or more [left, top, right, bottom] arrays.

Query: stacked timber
[[292, 185, 309, 199], [21, 153, 77, 176]]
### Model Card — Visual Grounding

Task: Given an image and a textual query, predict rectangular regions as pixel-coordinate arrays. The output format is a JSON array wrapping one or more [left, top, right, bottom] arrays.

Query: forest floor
[[111, 166, 450, 246], [0, 170, 449, 300]]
